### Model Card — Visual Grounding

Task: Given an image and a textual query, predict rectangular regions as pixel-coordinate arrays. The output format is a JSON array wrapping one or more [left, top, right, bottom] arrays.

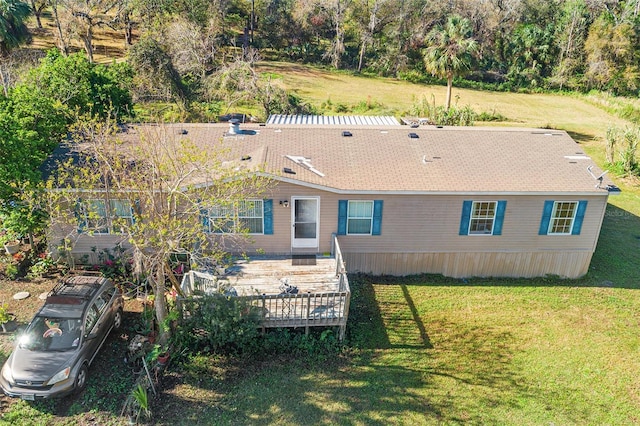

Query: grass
[[141, 268, 640, 425], [135, 199, 640, 425], [151, 65, 640, 424], [256, 62, 630, 141]]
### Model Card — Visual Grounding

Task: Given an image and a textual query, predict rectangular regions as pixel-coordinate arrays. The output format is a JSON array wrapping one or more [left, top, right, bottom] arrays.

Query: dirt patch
[[0, 277, 57, 352], [0, 273, 145, 424]]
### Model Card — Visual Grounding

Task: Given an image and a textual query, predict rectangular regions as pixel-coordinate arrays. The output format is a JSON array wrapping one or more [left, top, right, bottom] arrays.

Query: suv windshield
[[19, 316, 82, 352]]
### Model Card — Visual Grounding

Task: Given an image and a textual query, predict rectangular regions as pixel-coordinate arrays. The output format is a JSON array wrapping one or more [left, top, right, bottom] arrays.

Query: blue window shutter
[[539, 200, 554, 235], [337, 200, 347, 235], [75, 199, 86, 233], [493, 201, 507, 235], [131, 199, 140, 225], [571, 200, 588, 235], [263, 199, 273, 235], [459, 200, 472, 235], [372, 200, 383, 236], [198, 200, 209, 231]]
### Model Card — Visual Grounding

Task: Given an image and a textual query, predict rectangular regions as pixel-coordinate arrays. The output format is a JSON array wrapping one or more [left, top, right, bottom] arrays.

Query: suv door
[[82, 303, 103, 365]]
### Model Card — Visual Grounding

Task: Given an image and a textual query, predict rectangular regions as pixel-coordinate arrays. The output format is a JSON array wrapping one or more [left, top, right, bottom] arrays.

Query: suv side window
[[94, 293, 108, 312], [85, 304, 100, 335], [101, 287, 114, 304]]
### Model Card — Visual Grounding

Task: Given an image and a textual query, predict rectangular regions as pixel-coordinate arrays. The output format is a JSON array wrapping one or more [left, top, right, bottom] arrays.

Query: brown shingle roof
[[120, 123, 610, 195]]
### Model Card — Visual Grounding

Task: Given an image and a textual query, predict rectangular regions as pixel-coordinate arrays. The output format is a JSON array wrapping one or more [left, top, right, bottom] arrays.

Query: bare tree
[[50, 0, 71, 55], [55, 0, 126, 62], [165, 16, 221, 79], [551, 0, 589, 90], [294, 0, 351, 69], [0, 48, 43, 96], [29, 0, 48, 28], [353, 0, 393, 72], [46, 118, 271, 342]]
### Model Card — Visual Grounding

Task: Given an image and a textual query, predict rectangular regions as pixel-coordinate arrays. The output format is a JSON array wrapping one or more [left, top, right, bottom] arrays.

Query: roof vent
[[180, 129, 188, 135], [228, 119, 241, 135], [342, 131, 352, 137], [283, 167, 296, 174], [606, 184, 621, 194], [241, 155, 251, 161], [408, 132, 419, 139]]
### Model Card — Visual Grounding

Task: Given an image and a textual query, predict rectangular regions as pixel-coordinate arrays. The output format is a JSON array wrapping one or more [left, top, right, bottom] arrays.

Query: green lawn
[[257, 62, 630, 140], [167, 66, 640, 425], [142, 198, 640, 425]]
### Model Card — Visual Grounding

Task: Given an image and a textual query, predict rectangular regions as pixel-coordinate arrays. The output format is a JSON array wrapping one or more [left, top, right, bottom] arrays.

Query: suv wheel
[[113, 309, 123, 331], [75, 364, 88, 393]]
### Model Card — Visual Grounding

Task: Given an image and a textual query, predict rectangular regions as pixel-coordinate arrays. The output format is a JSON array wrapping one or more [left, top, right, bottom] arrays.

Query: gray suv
[[1, 276, 123, 400]]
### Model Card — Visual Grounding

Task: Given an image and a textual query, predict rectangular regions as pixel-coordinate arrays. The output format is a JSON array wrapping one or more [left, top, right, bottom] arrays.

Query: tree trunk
[[357, 37, 368, 72], [30, 0, 43, 28], [51, 0, 69, 55], [124, 14, 133, 45], [83, 26, 94, 63], [154, 266, 169, 344], [0, 65, 8, 97], [446, 73, 453, 110]]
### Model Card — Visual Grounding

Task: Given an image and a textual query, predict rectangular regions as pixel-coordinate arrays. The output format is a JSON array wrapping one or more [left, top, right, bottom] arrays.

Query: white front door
[[291, 197, 319, 249]]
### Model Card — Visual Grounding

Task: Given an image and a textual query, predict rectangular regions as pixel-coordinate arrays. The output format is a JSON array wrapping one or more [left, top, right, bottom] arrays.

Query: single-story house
[[48, 115, 619, 279]]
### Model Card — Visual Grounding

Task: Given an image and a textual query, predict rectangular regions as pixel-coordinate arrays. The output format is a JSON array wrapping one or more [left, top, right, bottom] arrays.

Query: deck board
[[219, 257, 340, 295]]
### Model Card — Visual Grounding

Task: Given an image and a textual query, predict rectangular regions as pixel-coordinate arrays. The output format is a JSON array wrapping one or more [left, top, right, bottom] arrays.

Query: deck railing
[[179, 237, 350, 340]]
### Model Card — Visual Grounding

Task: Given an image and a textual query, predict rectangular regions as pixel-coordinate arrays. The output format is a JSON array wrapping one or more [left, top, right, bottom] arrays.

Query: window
[[347, 201, 373, 234], [83, 199, 108, 234], [337, 200, 383, 236], [549, 202, 577, 234], [469, 201, 497, 235], [539, 200, 587, 236], [84, 305, 100, 335], [79, 199, 133, 234], [459, 200, 506, 236], [206, 200, 265, 234]]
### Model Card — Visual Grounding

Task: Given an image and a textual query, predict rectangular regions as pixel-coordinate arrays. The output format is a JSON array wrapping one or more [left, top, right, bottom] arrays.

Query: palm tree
[[0, 0, 32, 57], [423, 15, 478, 110]]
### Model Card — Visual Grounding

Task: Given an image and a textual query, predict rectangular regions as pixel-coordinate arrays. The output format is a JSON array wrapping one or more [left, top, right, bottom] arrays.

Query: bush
[[409, 95, 476, 126], [173, 295, 262, 355]]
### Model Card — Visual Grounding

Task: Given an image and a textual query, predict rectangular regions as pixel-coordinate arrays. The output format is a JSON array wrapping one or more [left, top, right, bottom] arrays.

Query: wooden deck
[[179, 238, 350, 339], [184, 256, 341, 296]]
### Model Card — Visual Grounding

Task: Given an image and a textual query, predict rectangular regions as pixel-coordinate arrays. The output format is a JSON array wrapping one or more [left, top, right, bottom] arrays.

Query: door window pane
[[294, 199, 317, 239]]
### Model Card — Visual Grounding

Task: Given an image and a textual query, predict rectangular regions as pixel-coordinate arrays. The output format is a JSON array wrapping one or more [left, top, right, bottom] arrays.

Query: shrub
[[4, 263, 18, 280], [172, 295, 262, 355], [27, 252, 57, 279], [409, 95, 476, 126]]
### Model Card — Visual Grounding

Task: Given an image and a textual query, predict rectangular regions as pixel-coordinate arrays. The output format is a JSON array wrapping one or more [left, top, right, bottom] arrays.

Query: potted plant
[[1, 230, 20, 255], [156, 350, 170, 367], [146, 344, 170, 367], [0, 303, 16, 333]]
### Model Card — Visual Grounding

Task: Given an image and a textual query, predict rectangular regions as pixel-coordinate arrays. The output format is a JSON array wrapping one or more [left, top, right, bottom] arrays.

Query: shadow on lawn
[[147, 276, 530, 425]]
